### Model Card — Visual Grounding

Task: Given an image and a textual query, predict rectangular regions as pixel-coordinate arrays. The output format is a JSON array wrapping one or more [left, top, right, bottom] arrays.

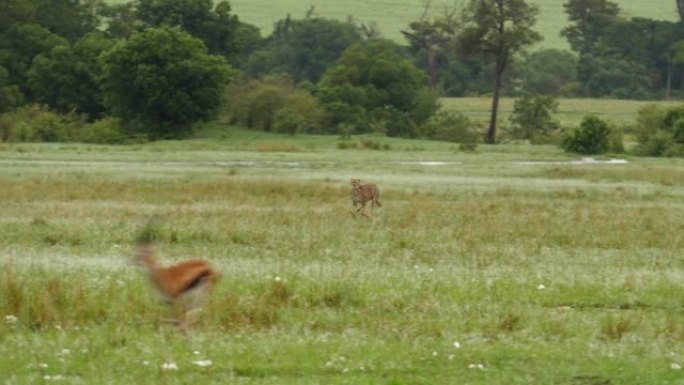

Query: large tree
[[247, 16, 361, 83], [0, 0, 100, 43], [0, 66, 22, 114], [561, 0, 620, 55], [602, 18, 684, 99], [100, 27, 232, 139], [0, 24, 68, 99], [401, 1, 460, 88], [28, 33, 116, 119], [318, 39, 439, 137], [134, 0, 241, 57], [519, 49, 577, 95], [460, 0, 542, 143]]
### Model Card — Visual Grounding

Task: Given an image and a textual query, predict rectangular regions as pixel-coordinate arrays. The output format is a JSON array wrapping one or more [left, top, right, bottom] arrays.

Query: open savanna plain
[[2, 130, 684, 384]]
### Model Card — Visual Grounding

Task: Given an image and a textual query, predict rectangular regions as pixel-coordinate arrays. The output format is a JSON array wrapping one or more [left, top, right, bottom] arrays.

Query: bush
[[1, 105, 80, 142], [226, 75, 327, 134], [609, 125, 625, 153], [74, 117, 124, 144], [0, 105, 124, 144], [672, 118, 684, 144], [507, 94, 560, 144], [421, 111, 479, 149], [318, 39, 438, 137], [561, 116, 611, 155], [273, 91, 326, 135], [633, 130, 673, 157], [632, 104, 684, 157]]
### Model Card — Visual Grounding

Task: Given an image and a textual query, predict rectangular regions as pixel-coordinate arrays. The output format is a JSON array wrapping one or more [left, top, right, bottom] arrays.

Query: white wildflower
[[453, 341, 461, 349], [193, 360, 212, 367], [671, 363, 682, 370], [274, 276, 283, 282], [5, 315, 18, 324], [161, 362, 178, 371], [141, 360, 149, 366], [537, 284, 546, 290], [468, 363, 485, 370], [43, 375, 65, 381], [193, 351, 200, 355], [432, 351, 439, 357], [38, 363, 49, 369], [448, 354, 455, 360]]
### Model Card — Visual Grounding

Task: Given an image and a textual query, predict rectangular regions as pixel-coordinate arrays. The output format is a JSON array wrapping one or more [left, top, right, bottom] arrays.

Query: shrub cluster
[[421, 111, 479, 150], [225, 75, 326, 135], [633, 104, 684, 157], [0, 105, 123, 144], [561, 116, 615, 155]]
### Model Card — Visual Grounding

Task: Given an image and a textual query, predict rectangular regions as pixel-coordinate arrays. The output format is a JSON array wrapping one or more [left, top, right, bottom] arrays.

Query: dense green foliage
[[0, 104, 123, 143], [246, 16, 362, 83], [27, 33, 116, 119], [318, 39, 438, 137], [421, 110, 479, 150], [508, 94, 560, 143], [225, 75, 326, 134], [518, 49, 578, 96], [561, 115, 611, 154], [100, 27, 232, 138], [634, 104, 684, 156]]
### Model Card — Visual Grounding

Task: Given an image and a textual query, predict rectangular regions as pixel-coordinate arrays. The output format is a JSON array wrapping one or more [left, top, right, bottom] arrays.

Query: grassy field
[[105, 0, 677, 49], [442, 97, 682, 128], [2, 130, 684, 384]]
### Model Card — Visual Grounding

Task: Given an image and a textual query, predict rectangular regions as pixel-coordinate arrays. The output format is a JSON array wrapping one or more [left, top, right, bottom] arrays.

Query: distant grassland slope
[[227, 0, 677, 50], [103, 0, 678, 49]]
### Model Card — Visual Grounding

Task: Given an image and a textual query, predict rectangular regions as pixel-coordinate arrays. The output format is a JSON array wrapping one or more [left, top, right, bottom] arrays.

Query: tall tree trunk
[[427, 48, 438, 88], [487, 55, 505, 144], [486, 0, 506, 144], [666, 58, 673, 101], [678, 0, 684, 21]]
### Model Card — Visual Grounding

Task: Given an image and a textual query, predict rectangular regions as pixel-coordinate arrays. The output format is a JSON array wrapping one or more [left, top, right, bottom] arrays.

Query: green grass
[[2, 131, 684, 384], [105, 0, 677, 50], [442, 97, 682, 127]]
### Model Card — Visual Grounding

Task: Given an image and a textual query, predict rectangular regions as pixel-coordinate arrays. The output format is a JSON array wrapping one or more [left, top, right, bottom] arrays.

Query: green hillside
[[105, 0, 678, 49], [227, 0, 677, 50]]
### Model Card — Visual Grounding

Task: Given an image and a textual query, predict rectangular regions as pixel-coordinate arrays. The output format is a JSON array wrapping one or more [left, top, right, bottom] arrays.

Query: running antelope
[[350, 178, 382, 217], [132, 241, 219, 330]]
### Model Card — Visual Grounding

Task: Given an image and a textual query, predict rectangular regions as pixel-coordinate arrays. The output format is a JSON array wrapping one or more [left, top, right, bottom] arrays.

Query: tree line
[[0, 0, 683, 149]]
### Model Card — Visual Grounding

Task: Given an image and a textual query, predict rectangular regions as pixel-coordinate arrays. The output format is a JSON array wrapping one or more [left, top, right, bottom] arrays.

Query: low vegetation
[[1, 136, 684, 383]]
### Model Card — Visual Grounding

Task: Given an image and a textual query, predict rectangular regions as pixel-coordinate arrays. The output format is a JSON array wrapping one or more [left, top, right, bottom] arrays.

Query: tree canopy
[[247, 16, 362, 83], [100, 27, 233, 138], [318, 39, 438, 137]]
